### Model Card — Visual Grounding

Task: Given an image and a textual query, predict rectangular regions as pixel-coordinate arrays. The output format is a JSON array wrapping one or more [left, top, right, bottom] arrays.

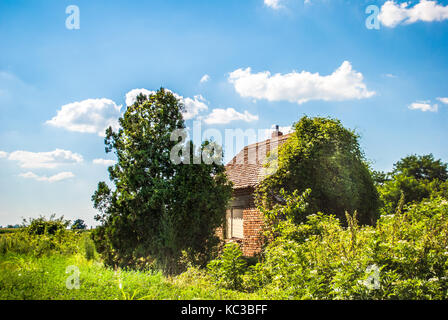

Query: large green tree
[[92, 88, 232, 274], [379, 154, 448, 213], [256, 116, 379, 225], [392, 154, 448, 182]]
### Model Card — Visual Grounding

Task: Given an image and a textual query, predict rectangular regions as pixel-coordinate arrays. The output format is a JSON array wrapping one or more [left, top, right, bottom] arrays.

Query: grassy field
[[0, 253, 258, 300], [0, 230, 258, 300]]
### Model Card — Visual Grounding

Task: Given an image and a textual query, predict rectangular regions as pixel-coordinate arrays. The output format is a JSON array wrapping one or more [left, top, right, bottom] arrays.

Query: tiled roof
[[225, 133, 292, 189]]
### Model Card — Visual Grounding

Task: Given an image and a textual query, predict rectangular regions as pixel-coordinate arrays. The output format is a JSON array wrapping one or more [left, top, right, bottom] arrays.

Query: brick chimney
[[271, 125, 283, 139]]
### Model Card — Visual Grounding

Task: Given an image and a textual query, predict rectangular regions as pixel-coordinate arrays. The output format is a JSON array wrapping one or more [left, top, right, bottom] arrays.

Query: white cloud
[[125, 88, 156, 106], [19, 171, 75, 183], [228, 61, 375, 104], [204, 108, 258, 124], [384, 73, 397, 78], [0, 151, 8, 158], [437, 97, 448, 104], [93, 158, 116, 166], [46, 98, 122, 137], [379, 0, 448, 28], [200, 74, 210, 83], [7, 149, 83, 169], [182, 94, 209, 120], [408, 101, 438, 112], [125, 89, 208, 121], [264, 0, 283, 9]]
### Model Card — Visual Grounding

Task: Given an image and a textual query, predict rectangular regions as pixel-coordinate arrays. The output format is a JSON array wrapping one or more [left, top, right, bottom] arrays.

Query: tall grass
[[0, 226, 259, 300]]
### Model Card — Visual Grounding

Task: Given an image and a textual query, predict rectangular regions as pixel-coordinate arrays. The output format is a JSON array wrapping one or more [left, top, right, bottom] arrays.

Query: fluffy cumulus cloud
[[0, 151, 8, 158], [204, 108, 258, 124], [19, 171, 75, 183], [200, 74, 210, 83], [93, 158, 116, 166], [437, 97, 448, 104], [125, 88, 155, 107], [182, 95, 209, 120], [379, 0, 448, 28], [125, 89, 208, 120], [408, 101, 438, 112], [6, 149, 83, 169], [228, 61, 375, 104], [46, 98, 122, 137]]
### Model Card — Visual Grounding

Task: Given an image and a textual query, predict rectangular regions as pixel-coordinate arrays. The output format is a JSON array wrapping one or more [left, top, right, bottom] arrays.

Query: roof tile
[[225, 133, 291, 189]]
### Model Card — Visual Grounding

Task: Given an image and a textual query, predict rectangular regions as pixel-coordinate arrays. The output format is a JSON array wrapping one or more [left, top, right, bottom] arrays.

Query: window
[[225, 208, 244, 239]]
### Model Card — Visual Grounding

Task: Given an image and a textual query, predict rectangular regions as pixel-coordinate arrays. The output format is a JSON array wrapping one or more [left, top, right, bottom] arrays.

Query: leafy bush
[[23, 215, 70, 236], [0, 218, 85, 258], [256, 116, 379, 226], [230, 187, 448, 299], [207, 243, 247, 290], [82, 233, 96, 260]]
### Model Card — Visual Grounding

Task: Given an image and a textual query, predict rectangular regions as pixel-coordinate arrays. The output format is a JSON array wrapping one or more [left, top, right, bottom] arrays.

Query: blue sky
[[0, 0, 447, 226]]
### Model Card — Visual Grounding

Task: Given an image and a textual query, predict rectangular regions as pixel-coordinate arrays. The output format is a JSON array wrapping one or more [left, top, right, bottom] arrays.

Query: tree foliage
[[379, 154, 448, 213], [22, 214, 70, 236], [392, 154, 448, 182], [91, 88, 232, 274], [71, 219, 87, 230], [255, 116, 379, 225]]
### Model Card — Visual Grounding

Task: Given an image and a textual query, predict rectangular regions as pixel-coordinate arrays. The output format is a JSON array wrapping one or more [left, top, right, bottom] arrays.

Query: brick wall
[[242, 208, 264, 256]]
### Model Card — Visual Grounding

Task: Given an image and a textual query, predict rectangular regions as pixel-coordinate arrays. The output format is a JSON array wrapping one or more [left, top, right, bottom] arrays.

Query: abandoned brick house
[[223, 127, 291, 256]]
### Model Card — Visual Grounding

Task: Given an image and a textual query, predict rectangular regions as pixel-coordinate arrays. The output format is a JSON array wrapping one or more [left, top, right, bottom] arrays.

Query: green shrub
[[82, 234, 96, 260], [23, 215, 70, 236], [0, 227, 83, 257], [207, 243, 247, 290], [256, 116, 379, 226], [240, 195, 448, 299]]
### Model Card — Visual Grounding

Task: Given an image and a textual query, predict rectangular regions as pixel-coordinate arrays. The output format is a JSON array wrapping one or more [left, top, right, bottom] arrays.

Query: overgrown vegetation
[[2, 115, 448, 300], [0, 216, 257, 299], [0, 215, 92, 259], [255, 116, 379, 226], [203, 120, 448, 300], [377, 154, 448, 213]]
